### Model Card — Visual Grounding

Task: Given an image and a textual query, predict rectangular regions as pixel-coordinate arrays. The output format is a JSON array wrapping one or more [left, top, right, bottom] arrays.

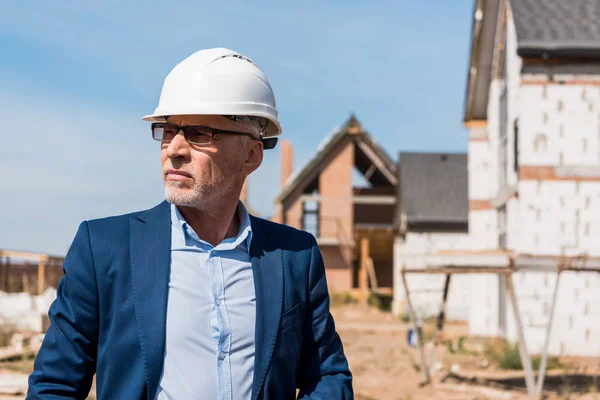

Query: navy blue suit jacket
[[27, 201, 353, 399]]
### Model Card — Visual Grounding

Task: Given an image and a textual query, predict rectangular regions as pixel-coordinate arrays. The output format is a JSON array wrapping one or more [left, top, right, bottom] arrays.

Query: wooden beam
[[463, 119, 488, 129], [359, 237, 369, 306], [353, 195, 396, 205], [2, 257, 9, 291], [356, 141, 398, 185], [0, 250, 50, 262], [37, 261, 46, 295], [366, 257, 378, 290], [522, 57, 600, 65], [402, 267, 512, 275], [364, 164, 377, 181], [22, 273, 30, 294]]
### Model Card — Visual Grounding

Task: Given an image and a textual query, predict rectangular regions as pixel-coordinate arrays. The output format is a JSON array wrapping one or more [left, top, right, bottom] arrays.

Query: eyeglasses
[[151, 122, 258, 145]]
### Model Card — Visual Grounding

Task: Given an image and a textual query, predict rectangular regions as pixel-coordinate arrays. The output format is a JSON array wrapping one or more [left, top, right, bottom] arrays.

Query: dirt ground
[[331, 303, 600, 400], [1, 303, 600, 399]]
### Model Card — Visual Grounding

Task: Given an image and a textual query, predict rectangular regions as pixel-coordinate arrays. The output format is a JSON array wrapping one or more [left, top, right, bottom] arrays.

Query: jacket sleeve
[[297, 235, 353, 399], [27, 221, 99, 399]]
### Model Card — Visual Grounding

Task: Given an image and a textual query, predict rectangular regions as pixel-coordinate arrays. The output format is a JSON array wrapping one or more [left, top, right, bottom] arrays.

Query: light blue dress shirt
[[155, 202, 256, 400]]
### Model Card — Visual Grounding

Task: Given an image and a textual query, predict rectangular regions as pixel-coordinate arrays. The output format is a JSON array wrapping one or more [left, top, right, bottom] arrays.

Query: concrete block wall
[[467, 78, 503, 252], [518, 85, 600, 167], [504, 81, 600, 356], [507, 272, 600, 356], [0, 288, 56, 332], [394, 231, 473, 320], [516, 181, 600, 256], [465, 9, 600, 356], [468, 274, 501, 337], [505, 10, 522, 188]]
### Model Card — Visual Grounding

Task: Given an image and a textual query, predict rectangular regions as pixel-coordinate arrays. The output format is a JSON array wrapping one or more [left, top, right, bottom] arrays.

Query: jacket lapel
[[130, 201, 172, 400], [249, 217, 283, 400]]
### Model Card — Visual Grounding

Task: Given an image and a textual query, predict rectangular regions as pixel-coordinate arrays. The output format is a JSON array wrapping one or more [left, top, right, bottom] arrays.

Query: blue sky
[[0, 1, 473, 255]]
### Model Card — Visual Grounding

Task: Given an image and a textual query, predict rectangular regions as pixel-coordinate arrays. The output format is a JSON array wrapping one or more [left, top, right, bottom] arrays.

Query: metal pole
[[506, 273, 536, 397], [534, 271, 561, 398], [401, 270, 431, 384], [427, 274, 451, 377]]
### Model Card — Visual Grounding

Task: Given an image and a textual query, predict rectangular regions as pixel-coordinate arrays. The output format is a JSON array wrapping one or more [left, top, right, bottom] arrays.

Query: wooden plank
[[22, 273, 29, 294], [37, 261, 45, 295], [402, 267, 512, 275], [360, 238, 369, 306], [463, 119, 488, 129], [352, 195, 396, 205], [366, 257, 378, 290], [0, 250, 49, 262], [4, 257, 11, 292], [356, 141, 398, 185]]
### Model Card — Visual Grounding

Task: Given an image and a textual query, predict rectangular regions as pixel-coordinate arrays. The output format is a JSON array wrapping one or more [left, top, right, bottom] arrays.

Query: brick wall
[[319, 140, 354, 240]]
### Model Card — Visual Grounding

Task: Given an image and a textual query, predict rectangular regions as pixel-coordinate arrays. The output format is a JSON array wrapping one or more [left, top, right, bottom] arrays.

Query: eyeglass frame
[[151, 122, 260, 146]]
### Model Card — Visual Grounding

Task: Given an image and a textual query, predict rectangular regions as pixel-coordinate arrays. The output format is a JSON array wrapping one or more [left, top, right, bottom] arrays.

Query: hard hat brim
[[142, 103, 282, 138]]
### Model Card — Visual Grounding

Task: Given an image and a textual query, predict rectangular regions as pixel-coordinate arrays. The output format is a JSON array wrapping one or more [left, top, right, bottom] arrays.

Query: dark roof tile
[[399, 152, 468, 223], [511, 0, 600, 55]]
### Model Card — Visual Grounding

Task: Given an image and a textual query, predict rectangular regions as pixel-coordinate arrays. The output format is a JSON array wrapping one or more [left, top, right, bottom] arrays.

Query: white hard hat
[[143, 48, 282, 139]]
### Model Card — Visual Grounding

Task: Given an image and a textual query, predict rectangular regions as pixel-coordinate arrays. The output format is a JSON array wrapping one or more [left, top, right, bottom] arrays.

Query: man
[[27, 48, 353, 399]]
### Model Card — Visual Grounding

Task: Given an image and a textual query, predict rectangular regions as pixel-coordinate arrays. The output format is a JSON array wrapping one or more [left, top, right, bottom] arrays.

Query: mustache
[[163, 164, 194, 179]]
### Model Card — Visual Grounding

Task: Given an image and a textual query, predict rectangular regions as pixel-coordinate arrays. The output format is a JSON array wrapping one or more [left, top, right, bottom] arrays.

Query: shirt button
[[216, 299, 222, 306], [219, 352, 226, 360]]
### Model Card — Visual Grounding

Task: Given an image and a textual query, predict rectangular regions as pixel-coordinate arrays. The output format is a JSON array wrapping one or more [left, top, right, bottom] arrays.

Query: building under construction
[[272, 116, 398, 293]]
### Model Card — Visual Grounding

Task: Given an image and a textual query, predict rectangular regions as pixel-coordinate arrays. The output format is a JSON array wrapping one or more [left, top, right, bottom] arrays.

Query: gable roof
[[512, 0, 600, 58], [398, 152, 468, 224], [274, 115, 396, 204]]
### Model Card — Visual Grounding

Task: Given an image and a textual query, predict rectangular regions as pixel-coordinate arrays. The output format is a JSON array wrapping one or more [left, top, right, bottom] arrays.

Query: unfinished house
[[392, 152, 472, 319], [273, 115, 397, 293], [426, 0, 600, 357]]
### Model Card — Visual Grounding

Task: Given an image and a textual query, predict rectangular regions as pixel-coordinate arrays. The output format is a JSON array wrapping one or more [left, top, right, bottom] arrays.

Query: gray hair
[[224, 115, 268, 136]]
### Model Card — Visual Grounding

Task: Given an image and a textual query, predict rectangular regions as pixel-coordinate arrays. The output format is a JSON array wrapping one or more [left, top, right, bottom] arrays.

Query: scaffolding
[[400, 251, 600, 399]]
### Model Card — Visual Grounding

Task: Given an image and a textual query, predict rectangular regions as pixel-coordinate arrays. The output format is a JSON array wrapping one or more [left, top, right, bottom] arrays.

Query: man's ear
[[244, 140, 264, 174]]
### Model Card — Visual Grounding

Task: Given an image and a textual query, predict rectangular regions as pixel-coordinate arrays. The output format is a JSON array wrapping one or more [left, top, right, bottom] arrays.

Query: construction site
[[4, 0, 600, 399]]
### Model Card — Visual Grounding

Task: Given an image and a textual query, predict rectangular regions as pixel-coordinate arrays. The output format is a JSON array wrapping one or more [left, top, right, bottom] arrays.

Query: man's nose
[[164, 132, 190, 159]]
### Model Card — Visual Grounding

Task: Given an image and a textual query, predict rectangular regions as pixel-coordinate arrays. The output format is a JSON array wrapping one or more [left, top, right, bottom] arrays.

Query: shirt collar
[[170, 201, 253, 252]]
